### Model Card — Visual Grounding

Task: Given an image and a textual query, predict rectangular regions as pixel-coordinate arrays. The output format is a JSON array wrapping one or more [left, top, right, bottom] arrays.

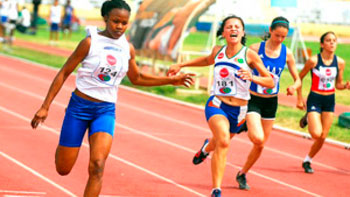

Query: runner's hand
[[296, 100, 306, 110], [172, 73, 195, 88], [346, 81, 350, 89], [31, 108, 48, 129], [167, 64, 182, 77], [237, 68, 253, 81], [286, 85, 296, 96]]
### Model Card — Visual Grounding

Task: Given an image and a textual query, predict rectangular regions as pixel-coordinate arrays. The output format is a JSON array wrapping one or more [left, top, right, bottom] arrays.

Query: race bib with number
[[213, 66, 237, 95], [92, 50, 125, 86], [257, 72, 279, 95], [317, 67, 337, 91]]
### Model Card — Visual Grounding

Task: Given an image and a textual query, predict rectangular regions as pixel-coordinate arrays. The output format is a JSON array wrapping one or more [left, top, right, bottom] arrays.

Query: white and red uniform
[[310, 53, 338, 93]]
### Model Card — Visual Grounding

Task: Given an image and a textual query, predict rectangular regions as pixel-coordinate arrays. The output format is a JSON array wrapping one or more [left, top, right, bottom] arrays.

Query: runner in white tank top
[[30, 0, 194, 196], [167, 15, 274, 197]]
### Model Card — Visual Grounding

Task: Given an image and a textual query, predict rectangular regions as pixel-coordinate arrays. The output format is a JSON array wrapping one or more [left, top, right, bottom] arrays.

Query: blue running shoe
[[192, 138, 209, 165], [211, 188, 221, 197]]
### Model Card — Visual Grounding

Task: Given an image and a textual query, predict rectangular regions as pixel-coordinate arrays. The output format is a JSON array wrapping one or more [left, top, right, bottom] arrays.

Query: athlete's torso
[[250, 41, 287, 96], [310, 53, 338, 93], [76, 26, 130, 103], [212, 46, 252, 102]]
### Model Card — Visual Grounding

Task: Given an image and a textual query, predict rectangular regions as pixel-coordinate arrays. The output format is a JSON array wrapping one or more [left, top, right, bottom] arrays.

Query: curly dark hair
[[101, 0, 131, 17]]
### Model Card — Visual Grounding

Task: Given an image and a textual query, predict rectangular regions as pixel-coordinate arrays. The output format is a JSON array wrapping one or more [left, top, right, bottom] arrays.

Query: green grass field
[[1, 25, 349, 143]]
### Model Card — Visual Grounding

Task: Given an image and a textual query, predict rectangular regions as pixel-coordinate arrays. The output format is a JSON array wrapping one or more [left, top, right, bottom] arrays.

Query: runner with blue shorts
[[167, 15, 274, 197], [30, 0, 194, 196]]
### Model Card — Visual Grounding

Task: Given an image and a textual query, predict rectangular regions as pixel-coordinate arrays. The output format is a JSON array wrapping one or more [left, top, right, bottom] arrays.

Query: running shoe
[[299, 113, 308, 128], [211, 188, 221, 197], [302, 161, 314, 173], [192, 138, 209, 165], [236, 172, 250, 190]]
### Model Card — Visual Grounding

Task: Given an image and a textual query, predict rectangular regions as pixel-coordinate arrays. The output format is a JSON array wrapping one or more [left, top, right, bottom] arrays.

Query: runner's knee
[[56, 165, 72, 176], [250, 135, 264, 146], [88, 159, 106, 179], [216, 137, 230, 149]]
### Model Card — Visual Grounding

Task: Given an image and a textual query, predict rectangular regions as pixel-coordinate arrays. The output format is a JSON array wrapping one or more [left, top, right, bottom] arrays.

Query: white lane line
[[0, 57, 340, 195], [1, 52, 349, 149], [0, 80, 337, 196], [0, 152, 76, 197], [0, 105, 320, 197], [0, 106, 206, 197], [0, 81, 347, 175], [0, 190, 46, 195], [116, 124, 321, 197], [4, 195, 41, 197], [0, 101, 322, 196]]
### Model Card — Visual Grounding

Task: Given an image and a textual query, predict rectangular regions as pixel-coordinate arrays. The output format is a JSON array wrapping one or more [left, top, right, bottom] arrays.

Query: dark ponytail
[[263, 16, 289, 40]]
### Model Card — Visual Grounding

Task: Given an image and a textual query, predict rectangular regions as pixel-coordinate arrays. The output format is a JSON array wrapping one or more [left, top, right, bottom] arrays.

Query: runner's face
[[222, 18, 244, 44], [321, 33, 337, 53], [269, 26, 288, 45], [104, 8, 130, 39]]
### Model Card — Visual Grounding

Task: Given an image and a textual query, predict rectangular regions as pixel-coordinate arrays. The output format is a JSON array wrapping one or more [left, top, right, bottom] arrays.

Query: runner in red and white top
[[297, 31, 350, 174]]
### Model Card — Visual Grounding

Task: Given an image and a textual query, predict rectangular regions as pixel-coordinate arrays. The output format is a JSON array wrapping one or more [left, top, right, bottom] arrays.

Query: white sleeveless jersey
[[212, 46, 252, 100], [76, 26, 130, 103]]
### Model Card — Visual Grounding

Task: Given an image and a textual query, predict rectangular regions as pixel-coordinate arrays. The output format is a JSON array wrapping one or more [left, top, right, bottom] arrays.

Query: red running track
[[0, 54, 349, 197]]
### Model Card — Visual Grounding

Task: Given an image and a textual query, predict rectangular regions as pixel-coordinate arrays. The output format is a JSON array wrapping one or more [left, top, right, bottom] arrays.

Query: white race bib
[[214, 66, 237, 95], [257, 72, 279, 95], [318, 67, 337, 91], [92, 50, 125, 86]]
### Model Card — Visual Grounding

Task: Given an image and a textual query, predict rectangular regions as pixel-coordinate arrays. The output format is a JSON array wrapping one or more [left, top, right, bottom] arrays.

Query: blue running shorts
[[50, 23, 59, 31], [205, 95, 247, 133], [1, 16, 7, 23], [59, 92, 116, 147]]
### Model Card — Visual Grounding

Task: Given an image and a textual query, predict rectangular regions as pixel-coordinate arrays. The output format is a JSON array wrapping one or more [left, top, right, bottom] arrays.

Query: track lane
[[1, 54, 349, 196]]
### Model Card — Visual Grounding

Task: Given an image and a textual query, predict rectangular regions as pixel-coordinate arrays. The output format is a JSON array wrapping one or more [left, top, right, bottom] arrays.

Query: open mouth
[[230, 34, 238, 38]]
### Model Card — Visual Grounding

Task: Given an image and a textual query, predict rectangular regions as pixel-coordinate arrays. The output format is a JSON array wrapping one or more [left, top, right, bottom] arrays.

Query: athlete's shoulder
[[306, 54, 318, 67], [211, 45, 224, 57], [336, 55, 345, 64], [213, 45, 224, 53], [78, 36, 91, 49], [249, 42, 261, 53]]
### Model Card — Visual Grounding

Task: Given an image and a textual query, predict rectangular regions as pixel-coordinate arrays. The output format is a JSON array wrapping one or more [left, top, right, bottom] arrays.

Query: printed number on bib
[[93, 51, 124, 86], [214, 66, 237, 95], [318, 67, 336, 90]]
